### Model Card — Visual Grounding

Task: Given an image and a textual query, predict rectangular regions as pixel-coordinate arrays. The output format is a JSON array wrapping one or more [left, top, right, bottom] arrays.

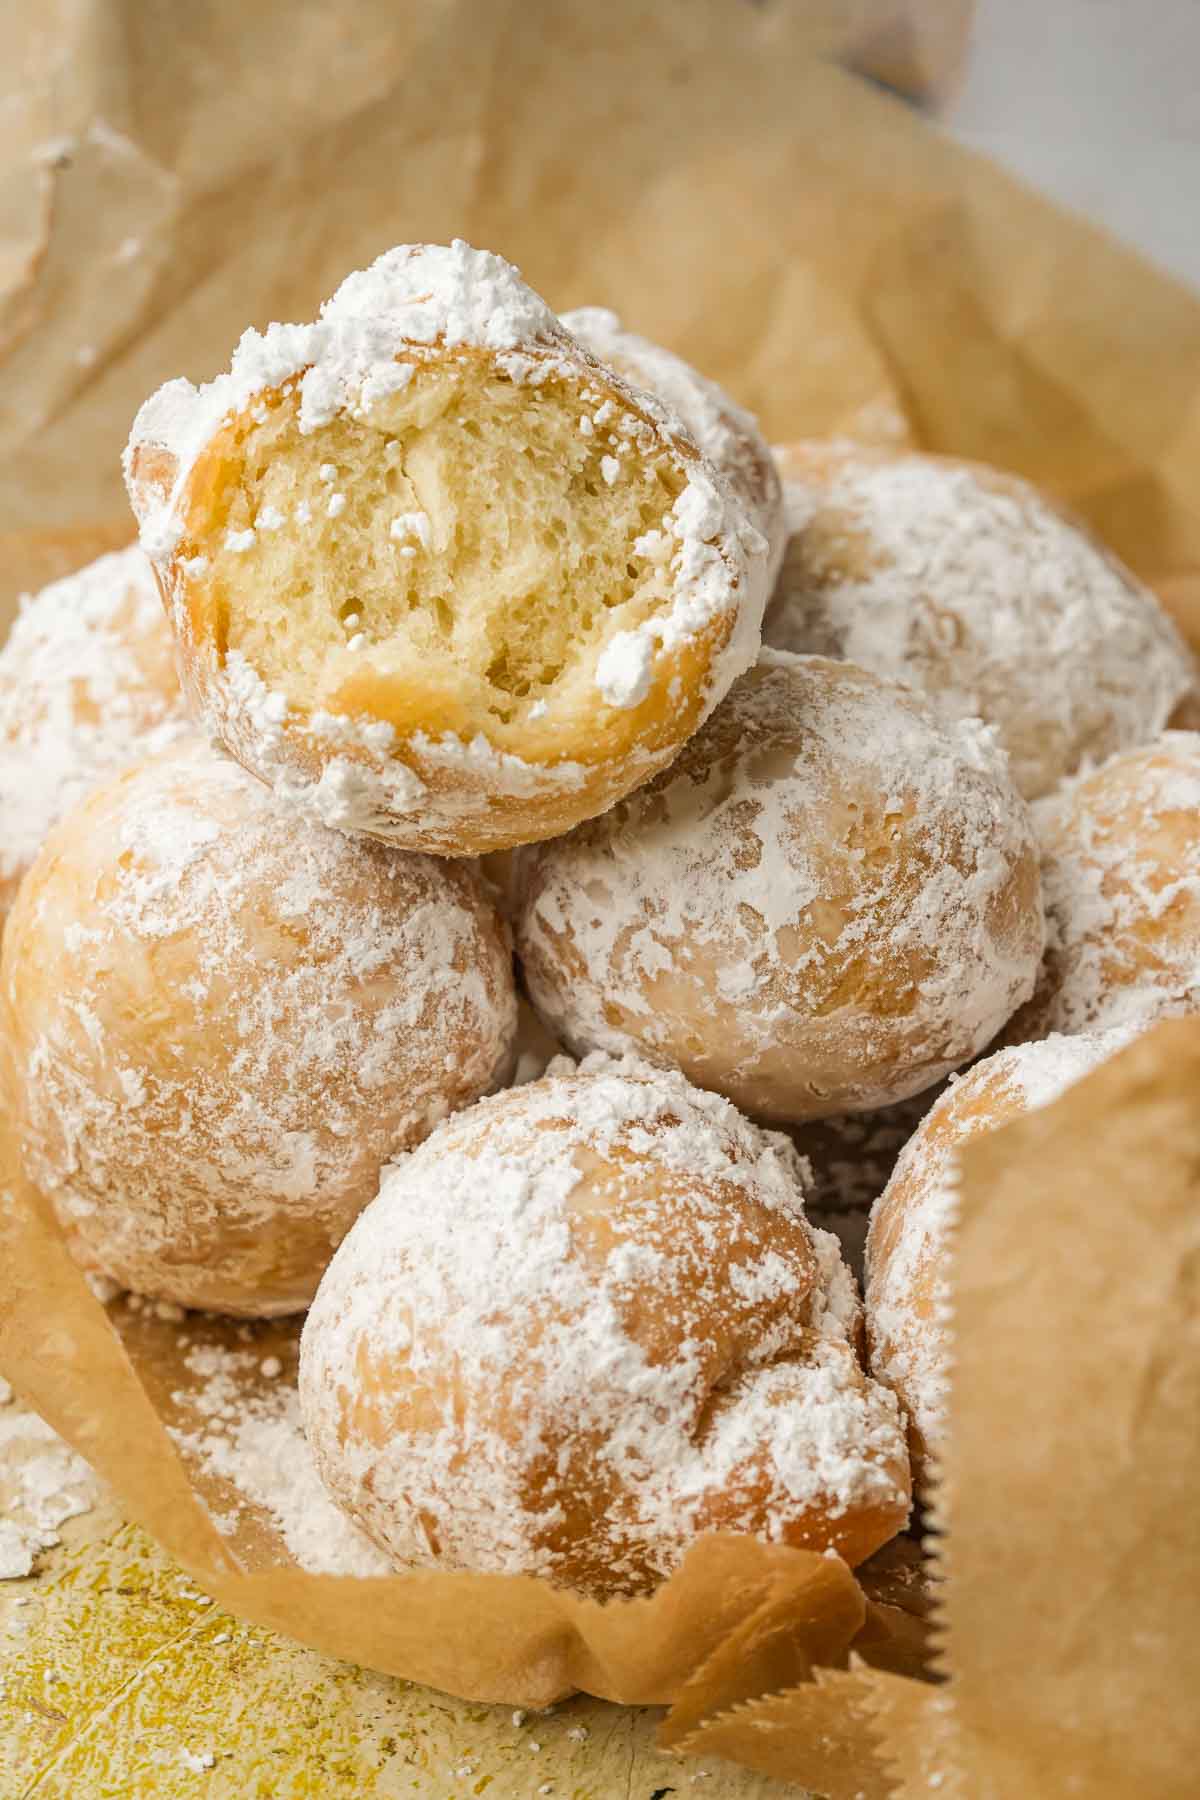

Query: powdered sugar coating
[[1012, 732, 1200, 1040], [516, 653, 1044, 1123], [191, 648, 608, 842], [299, 1057, 910, 1598], [0, 547, 190, 922], [125, 242, 567, 524], [168, 1341, 391, 1576], [865, 1024, 1140, 1478], [563, 307, 785, 585], [763, 447, 1198, 801], [3, 738, 517, 1316]]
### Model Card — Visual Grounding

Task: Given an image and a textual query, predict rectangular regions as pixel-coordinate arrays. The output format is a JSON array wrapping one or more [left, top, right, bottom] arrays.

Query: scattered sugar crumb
[[179, 1747, 215, 1772], [168, 1344, 390, 1577], [0, 1410, 103, 1579]]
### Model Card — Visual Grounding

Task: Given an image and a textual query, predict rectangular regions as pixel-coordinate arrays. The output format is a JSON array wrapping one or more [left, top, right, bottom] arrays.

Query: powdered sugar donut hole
[[299, 1058, 911, 1598], [0, 546, 190, 927], [1009, 733, 1200, 1043], [562, 306, 786, 585], [3, 738, 517, 1316], [764, 444, 1199, 801], [865, 1026, 1138, 1485], [124, 243, 767, 856], [516, 654, 1044, 1124]]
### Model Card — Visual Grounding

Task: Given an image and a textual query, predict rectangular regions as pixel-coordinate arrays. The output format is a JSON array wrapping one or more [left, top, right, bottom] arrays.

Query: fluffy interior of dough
[[204, 359, 688, 731]]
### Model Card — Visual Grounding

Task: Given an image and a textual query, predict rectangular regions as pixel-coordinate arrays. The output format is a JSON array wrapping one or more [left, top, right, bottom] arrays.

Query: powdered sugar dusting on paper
[[764, 453, 1198, 800], [300, 1056, 908, 1594], [167, 1343, 389, 1576], [791, 1084, 946, 1217]]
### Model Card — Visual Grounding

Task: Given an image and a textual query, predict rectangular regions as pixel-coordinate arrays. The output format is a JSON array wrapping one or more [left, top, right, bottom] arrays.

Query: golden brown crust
[[1006, 734, 1200, 1043], [0, 543, 190, 929], [765, 444, 1199, 802], [3, 738, 518, 1315], [300, 1062, 911, 1597], [516, 656, 1044, 1123]]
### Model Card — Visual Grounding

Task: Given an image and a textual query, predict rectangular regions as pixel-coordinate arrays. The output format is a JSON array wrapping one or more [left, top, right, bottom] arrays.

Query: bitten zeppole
[[124, 242, 769, 855]]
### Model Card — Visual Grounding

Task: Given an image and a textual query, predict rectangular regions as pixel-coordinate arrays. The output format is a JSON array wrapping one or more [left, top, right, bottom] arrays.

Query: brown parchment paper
[[6, 2, 1200, 644], [931, 1022, 1200, 1797], [4, 2, 1200, 1792]]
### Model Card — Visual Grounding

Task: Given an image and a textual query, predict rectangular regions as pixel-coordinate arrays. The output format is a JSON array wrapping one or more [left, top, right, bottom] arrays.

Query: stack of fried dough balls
[[8, 235, 1197, 1600]]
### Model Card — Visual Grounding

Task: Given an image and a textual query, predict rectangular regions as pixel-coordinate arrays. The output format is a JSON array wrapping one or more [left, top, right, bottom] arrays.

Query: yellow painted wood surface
[[0, 1399, 804, 1798]]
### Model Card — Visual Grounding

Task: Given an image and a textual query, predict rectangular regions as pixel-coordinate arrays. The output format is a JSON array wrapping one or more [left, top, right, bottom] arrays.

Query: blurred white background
[[944, 0, 1200, 288]]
